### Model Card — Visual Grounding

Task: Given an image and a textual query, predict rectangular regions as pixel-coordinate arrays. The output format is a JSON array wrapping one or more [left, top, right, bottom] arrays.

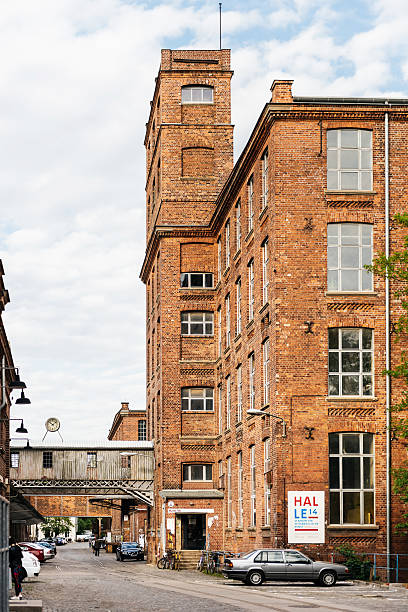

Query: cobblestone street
[[21, 543, 408, 612]]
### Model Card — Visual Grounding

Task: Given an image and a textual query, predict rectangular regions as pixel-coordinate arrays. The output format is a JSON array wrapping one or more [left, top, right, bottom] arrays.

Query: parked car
[[223, 549, 350, 587], [116, 542, 144, 562], [21, 551, 41, 578], [55, 536, 67, 546], [36, 542, 56, 557], [18, 543, 46, 563], [77, 533, 91, 542]]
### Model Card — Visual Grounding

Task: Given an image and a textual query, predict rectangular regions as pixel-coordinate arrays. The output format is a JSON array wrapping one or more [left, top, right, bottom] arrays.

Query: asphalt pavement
[[21, 542, 408, 612]]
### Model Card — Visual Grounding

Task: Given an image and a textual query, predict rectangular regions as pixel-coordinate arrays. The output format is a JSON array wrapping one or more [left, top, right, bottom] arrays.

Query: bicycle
[[157, 551, 170, 569], [196, 550, 206, 571]]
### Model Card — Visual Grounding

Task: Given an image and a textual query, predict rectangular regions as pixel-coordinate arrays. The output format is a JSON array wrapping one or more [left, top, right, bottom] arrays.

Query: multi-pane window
[[329, 432, 374, 525], [237, 451, 243, 527], [217, 237, 222, 282], [248, 259, 254, 321], [181, 312, 213, 336], [327, 129, 372, 191], [87, 452, 97, 468], [247, 175, 254, 232], [181, 388, 214, 411], [43, 451, 53, 469], [227, 456, 232, 528], [183, 464, 213, 481], [262, 239, 269, 305], [10, 452, 19, 468], [121, 455, 131, 468], [249, 353, 255, 411], [264, 438, 271, 526], [250, 445, 256, 527], [235, 199, 241, 251], [181, 272, 214, 289], [225, 220, 230, 269], [236, 277, 242, 335], [181, 85, 213, 104], [226, 375, 231, 429], [217, 306, 222, 358], [263, 339, 270, 405], [218, 459, 224, 486], [261, 148, 269, 209], [237, 365, 243, 423], [138, 420, 147, 440], [225, 294, 231, 347], [328, 224, 373, 292], [218, 385, 223, 434], [328, 328, 373, 397]]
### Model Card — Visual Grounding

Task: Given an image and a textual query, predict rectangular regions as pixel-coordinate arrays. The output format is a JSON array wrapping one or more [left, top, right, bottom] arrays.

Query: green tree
[[77, 517, 93, 534], [41, 517, 74, 537], [368, 213, 408, 532]]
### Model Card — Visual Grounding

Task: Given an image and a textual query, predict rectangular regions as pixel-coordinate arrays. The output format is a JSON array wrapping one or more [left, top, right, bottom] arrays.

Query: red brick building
[[141, 48, 408, 568]]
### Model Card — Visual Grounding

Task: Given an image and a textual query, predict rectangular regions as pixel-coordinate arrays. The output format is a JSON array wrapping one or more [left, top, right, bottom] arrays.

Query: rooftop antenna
[[219, 2, 222, 50]]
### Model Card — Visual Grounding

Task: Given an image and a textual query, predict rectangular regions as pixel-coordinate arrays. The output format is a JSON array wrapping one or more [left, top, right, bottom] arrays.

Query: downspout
[[384, 107, 391, 580]]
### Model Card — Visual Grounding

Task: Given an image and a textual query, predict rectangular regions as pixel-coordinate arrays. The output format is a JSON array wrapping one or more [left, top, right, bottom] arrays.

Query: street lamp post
[[246, 408, 287, 438]]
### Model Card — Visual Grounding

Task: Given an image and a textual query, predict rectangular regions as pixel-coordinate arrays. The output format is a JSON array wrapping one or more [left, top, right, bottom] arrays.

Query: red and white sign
[[288, 491, 325, 544]]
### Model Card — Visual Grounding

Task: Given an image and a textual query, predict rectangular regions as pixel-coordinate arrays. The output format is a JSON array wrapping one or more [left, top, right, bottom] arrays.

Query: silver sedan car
[[223, 549, 350, 587]]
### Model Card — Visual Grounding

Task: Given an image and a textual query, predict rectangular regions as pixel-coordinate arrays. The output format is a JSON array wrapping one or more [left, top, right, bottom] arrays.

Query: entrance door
[[181, 514, 206, 550]]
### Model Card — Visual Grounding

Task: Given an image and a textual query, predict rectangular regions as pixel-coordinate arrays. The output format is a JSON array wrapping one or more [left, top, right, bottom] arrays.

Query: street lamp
[[247, 408, 287, 438]]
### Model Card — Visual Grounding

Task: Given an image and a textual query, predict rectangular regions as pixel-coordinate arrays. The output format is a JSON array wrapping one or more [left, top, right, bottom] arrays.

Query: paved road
[[22, 543, 408, 612]]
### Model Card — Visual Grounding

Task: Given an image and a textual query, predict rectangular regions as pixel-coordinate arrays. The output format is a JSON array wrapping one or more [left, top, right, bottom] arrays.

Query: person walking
[[9, 538, 24, 600], [94, 539, 100, 557]]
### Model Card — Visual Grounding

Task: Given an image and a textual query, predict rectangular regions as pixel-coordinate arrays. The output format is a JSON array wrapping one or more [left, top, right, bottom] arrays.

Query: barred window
[[43, 451, 53, 469], [181, 311, 213, 336], [329, 432, 374, 525], [181, 387, 214, 411], [327, 129, 372, 191], [329, 328, 373, 397]]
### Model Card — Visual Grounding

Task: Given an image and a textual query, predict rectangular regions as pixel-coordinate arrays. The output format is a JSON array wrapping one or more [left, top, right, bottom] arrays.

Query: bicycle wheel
[[157, 557, 166, 569]]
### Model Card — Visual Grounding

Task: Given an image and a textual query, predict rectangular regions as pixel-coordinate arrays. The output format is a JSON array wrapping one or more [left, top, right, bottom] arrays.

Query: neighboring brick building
[[108, 402, 147, 442], [0, 261, 12, 500], [141, 48, 408, 569]]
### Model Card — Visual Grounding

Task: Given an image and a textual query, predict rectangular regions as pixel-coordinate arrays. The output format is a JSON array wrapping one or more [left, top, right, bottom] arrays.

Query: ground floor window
[[182, 464, 213, 482]]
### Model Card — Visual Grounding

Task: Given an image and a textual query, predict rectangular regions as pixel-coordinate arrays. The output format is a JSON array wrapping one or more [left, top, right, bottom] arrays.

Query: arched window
[[181, 85, 213, 104]]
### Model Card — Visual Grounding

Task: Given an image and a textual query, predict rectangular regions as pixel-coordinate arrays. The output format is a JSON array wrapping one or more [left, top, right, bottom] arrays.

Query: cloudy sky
[[2, 0, 408, 441]]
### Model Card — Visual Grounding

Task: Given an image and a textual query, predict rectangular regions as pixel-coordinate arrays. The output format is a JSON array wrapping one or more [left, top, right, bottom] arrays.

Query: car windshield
[[122, 544, 140, 549]]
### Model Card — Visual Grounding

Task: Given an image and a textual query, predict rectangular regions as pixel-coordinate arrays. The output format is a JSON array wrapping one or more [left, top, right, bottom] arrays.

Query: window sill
[[246, 319, 254, 330], [259, 206, 268, 222], [234, 333, 242, 343], [233, 249, 241, 262], [325, 190, 377, 196], [235, 527, 243, 532], [224, 346, 231, 357], [259, 302, 269, 314], [223, 266, 230, 277], [261, 526, 271, 531], [245, 229, 254, 243], [215, 281, 221, 291], [325, 291, 378, 296], [181, 411, 215, 414], [180, 288, 215, 292], [248, 527, 256, 532], [327, 524, 379, 531], [180, 102, 214, 106], [181, 334, 214, 338], [180, 176, 215, 181], [326, 396, 378, 402], [236, 421, 242, 428]]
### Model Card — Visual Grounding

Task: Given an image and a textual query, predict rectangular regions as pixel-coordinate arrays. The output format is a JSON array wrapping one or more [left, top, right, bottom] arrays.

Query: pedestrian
[[94, 539, 100, 557], [9, 538, 24, 600]]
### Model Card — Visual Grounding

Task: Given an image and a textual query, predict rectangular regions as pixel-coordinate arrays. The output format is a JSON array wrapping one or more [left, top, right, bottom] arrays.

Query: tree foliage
[[77, 517, 93, 534], [41, 517, 74, 537], [368, 212, 408, 532]]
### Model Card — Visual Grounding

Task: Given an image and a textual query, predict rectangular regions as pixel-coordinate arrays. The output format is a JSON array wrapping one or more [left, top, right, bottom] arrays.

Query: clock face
[[46, 417, 60, 432]]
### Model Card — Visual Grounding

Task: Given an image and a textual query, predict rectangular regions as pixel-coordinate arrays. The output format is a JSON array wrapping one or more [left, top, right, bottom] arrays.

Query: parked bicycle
[[157, 549, 180, 570]]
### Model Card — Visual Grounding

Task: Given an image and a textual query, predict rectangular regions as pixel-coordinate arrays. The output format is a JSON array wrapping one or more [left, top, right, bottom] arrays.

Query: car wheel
[[246, 570, 264, 586], [319, 571, 337, 587]]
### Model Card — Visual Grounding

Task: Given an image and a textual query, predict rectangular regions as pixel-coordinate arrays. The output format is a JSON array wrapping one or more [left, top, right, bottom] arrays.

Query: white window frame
[[328, 328, 373, 397], [248, 259, 254, 321], [217, 306, 222, 358], [217, 237, 222, 282], [329, 432, 374, 525], [183, 464, 213, 481], [225, 293, 231, 348], [138, 419, 147, 440], [181, 387, 214, 412], [235, 199, 241, 251], [264, 438, 271, 526], [250, 445, 256, 527], [11, 451, 19, 468], [262, 238, 269, 305], [237, 451, 243, 527], [226, 375, 231, 430], [180, 272, 214, 289], [181, 311, 214, 336], [225, 220, 230, 269], [181, 85, 214, 104], [261, 148, 269, 209], [263, 339, 270, 405], [227, 456, 232, 528], [327, 129, 372, 191], [249, 353, 255, 411], [236, 277, 242, 335], [247, 175, 254, 233], [237, 365, 243, 423], [218, 385, 223, 434], [87, 452, 97, 468], [327, 224, 373, 292]]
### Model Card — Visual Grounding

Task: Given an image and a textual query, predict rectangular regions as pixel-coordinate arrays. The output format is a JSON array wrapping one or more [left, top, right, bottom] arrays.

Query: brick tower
[[141, 49, 233, 560]]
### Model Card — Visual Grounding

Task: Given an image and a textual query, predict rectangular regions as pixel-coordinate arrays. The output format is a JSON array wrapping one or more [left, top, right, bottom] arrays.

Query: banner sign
[[288, 491, 325, 544]]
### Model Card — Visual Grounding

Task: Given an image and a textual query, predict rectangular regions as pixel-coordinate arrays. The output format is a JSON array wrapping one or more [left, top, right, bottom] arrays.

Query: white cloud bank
[[1, 0, 408, 439]]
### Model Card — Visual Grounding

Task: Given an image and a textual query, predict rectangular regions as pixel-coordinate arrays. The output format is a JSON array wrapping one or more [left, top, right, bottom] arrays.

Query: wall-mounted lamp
[[0, 418, 28, 434], [247, 408, 287, 438]]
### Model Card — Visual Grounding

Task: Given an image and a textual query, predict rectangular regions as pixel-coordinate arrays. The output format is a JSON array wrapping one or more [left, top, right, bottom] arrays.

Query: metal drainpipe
[[384, 107, 391, 580]]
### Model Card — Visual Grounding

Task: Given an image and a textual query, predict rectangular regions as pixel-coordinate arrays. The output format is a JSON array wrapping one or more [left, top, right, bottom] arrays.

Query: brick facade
[[141, 48, 408, 564]]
